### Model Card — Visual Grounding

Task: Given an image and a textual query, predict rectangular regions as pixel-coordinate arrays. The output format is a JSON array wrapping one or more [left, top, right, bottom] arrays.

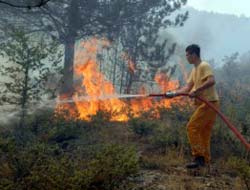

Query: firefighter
[[166, 44, 219, 168]]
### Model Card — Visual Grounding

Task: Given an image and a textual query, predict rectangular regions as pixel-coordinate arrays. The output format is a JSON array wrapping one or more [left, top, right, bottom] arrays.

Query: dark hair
[[185, 44, 200, 57]]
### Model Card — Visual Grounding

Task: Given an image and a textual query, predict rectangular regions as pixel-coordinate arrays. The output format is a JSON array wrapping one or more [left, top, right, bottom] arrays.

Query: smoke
[[0, 94, 148, 124], [168, 6, 250, 63]]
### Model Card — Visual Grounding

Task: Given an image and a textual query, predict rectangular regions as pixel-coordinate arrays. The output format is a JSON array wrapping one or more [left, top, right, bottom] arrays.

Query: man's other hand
[[189, 90, 199, 97]]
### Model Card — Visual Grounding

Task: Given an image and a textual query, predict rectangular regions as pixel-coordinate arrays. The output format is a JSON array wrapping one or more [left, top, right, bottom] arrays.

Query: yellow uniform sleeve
[[201, 63, 213, 81], [187, 69, 194, 84]]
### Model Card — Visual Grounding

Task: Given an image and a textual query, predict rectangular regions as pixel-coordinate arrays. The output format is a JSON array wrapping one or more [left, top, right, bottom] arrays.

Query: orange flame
[[57, 38, 183, 121], [74, 59, 128, 121]]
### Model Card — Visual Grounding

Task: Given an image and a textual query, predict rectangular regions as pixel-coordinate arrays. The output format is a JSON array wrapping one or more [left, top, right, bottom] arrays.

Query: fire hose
[[148, 93, 250, 151]]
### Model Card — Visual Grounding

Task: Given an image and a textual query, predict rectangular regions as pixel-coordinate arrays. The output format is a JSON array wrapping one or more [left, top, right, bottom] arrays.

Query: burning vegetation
[[1, 1, 250, 189], [56, 38, 183, 121]]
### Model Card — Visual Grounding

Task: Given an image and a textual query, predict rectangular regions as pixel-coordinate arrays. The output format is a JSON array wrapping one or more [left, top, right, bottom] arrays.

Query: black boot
[[186, 156, 205, 169]]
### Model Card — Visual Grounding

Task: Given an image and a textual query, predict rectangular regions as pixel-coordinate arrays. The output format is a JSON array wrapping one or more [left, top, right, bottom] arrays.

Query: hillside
[[1, 106, 249, 190], [167, 7, 250, 63]]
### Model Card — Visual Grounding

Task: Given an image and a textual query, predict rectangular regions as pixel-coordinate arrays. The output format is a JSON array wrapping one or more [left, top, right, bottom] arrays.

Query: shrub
[[129, 118, 159, 137], [0, 141, 139, 190], [211, 123, 245, 159], [68, 144, 139, 190], [0, 142, 71, 190], [157, 105, 191, 122], [226, 157, 250, 190], [149, 125, 179, 154], [89, 110, 111, 127], [83, 144, 139, 189]]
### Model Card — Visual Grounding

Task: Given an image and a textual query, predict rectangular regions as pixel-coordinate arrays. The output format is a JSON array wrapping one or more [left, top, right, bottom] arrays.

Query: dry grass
[[140, 148, 187, 171]]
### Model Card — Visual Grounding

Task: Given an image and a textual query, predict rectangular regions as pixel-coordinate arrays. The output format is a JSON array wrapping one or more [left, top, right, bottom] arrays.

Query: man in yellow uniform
[[166, 44, 219, 168]]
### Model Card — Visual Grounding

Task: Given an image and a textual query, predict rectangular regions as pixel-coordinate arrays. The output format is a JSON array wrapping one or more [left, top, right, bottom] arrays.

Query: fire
[[154, 72, 180, 108], [129, 86, 153, 117], [57, 38, 183, 121], [74, 59, 128, 121]]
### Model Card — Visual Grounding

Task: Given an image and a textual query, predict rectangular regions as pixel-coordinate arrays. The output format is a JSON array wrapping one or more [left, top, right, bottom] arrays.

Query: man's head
[[185, 44, 200, 64]]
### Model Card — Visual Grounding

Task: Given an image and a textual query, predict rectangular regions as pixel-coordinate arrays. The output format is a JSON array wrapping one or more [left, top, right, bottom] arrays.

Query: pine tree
[[0, 27, 62, 127]]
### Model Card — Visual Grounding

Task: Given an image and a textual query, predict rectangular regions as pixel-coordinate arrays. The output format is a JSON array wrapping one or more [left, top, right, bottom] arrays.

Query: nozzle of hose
[[148, 91, 177, 98], [165, 91, 176, 98]]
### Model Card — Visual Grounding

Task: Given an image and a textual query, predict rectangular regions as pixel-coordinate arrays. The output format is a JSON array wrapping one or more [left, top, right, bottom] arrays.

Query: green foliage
[[1, 99, 250, 189], [0, 140, 138, 190], [78, 144, 139, 190], [0, 27, 62, 122], [0, 141, 67, 190], [119, 0, 188, 92], [0, 109, 140, 190], [1, 0, 188, 93], [227, 157, 250, 190], [158, 104, 191, 122], [129, 118, 158, 137], [211, 123, 245, 158], [128, 106, 190, 154], [215, 52, 250, 147], [149, 124, 179, 154]]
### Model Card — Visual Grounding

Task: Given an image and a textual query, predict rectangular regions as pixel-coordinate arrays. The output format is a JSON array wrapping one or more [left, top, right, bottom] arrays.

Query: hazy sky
[[186, 0, 250, 17]]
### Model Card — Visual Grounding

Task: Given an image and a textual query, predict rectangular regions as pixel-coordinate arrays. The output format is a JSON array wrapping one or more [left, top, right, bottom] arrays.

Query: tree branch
[[0, 0, 51, 9]]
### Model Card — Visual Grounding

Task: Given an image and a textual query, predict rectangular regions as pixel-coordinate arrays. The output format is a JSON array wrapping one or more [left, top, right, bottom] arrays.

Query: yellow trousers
[[187, 101, 219, 163]]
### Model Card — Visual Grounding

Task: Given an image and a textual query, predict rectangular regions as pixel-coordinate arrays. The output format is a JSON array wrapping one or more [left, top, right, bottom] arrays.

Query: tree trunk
[[16, 53, 30, 142], [19, 64, 29, 128], [19, 49, 30, 128], [112, 42, 119, 87], [126, 50, 138, 94], [126, 72, 134, 94], [61, 39, 75, 96], [119, 59, 125, 94], [60, 0, 78, 97]]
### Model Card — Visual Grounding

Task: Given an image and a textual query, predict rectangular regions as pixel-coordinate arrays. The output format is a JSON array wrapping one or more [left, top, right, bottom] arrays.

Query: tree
[[0, 0, 188, 96], [119, 1, 188, 93], [0, 27, 62, 126], [215, 52, 250, 138]]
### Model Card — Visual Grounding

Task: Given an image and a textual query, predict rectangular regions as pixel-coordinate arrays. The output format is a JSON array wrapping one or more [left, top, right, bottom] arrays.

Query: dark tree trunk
[[16, 51, 30, 143], [119, 60, 125, 93], [125, 49, 138, 94], [61, 39, 75, 96], [112, 42, 119, 87], [20, 62, 29, 128], [126, 71, 134, 94], [60, 0, 78, 97]]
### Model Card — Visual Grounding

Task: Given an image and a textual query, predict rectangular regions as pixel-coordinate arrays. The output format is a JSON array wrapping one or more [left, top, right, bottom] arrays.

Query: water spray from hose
[[56, 94, 148, 103]]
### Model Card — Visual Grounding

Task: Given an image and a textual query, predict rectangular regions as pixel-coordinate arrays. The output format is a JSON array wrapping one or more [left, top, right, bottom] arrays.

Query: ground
[[128, 166, 244, 190]]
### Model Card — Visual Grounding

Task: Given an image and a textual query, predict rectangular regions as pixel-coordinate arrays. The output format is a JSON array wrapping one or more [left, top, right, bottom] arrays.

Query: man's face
[[186, 51, 195, 64]]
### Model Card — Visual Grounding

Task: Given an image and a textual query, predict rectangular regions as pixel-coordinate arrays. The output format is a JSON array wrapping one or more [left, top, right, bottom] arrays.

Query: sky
[[186, 0, 250, 17]]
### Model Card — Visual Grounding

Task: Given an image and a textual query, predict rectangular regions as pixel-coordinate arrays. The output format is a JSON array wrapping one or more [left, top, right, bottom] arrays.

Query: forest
[[0, 0, 249, 189]]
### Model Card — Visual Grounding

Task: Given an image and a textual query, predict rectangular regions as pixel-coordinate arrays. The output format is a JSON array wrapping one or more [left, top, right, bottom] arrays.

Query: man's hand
[[165, 91, 176, 98], [189, 89, 200, 97]]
